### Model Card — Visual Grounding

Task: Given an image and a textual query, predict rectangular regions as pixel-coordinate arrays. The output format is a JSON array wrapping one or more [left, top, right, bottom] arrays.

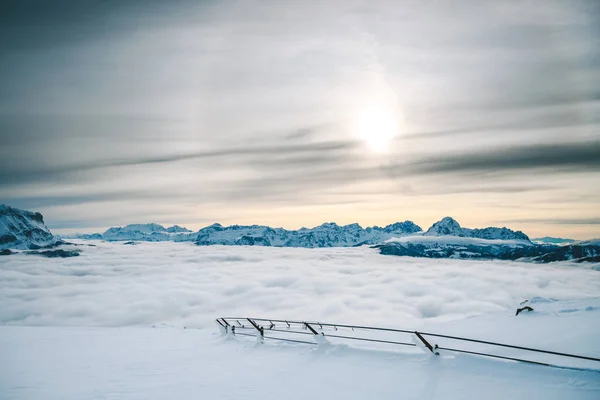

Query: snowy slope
[[0, 205, 60, 250], [1, 320, 599, 400]]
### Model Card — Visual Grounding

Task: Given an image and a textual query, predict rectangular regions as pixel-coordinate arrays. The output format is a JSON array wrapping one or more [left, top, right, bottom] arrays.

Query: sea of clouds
[[1, 241, 599, 328]]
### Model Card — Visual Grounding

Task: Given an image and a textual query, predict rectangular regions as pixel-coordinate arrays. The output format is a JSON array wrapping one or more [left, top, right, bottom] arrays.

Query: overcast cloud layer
[[0, 0, 599, 238]]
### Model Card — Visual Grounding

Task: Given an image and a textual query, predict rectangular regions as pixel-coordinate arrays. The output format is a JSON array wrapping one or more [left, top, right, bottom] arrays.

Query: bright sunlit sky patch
[[0, 0, 599, 238]]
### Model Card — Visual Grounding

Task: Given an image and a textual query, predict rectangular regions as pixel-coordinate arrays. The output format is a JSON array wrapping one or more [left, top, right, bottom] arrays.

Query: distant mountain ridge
[[68, 220, 424, 247], [195, 220, 423, 247], [67, 217, 532, 247], [533, 237, 576, 245], [3, 204, 599, 263], [102, 223, 193, 242]]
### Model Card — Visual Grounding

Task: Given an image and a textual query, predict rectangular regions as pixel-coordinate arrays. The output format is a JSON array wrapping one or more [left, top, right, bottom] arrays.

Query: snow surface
[[1, 242, 599, 399], [1, 321, 599, 400]]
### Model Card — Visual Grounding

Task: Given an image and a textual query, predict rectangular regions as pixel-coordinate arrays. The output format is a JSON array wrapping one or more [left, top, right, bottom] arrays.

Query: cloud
[[0, 0, 598, 235], [1, 242, 599, 328], [0, 0, 189, 52], [394, 141, 600, 175], [503, 218, 600, 226]]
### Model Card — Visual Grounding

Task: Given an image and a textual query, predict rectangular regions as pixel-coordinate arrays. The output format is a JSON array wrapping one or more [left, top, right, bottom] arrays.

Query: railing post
[[247, 318, 264, 343], [305, 322, 329, 346], [216, 318, 228, 335], [415, 331, 439, 355]]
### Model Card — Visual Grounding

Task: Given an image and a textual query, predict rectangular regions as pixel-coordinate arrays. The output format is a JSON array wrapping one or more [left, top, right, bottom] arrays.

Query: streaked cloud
[[0, 0, 598, 238]]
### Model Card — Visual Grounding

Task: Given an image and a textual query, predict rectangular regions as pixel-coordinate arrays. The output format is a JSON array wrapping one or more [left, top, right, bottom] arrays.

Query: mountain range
[[65, 217, 529, 247], [1, 204, 598, 263]]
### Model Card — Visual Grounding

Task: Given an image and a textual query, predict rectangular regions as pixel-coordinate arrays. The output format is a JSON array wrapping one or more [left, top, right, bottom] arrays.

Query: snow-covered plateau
[[1, 241, 599, 399]]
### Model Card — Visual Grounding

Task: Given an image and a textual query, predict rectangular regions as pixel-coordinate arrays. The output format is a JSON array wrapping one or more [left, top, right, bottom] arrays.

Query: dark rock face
[[0, 204, 58, 249], [29, 240, 67, 250], [26, 249, 81, 258], [0, 249, 13, 256], [77, 233, 103, 240], [376, 241, 600, 263], [0, 234, 18, 244], [236, 236, 271, 246], [529, 243, 600, 263]]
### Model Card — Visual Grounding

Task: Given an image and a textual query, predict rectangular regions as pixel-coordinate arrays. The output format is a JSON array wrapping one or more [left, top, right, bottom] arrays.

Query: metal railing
[[216, 316, 600, 372]]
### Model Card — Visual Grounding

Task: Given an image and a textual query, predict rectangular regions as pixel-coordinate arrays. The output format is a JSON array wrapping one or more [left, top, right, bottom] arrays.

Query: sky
[[0, 0, 599, 238]]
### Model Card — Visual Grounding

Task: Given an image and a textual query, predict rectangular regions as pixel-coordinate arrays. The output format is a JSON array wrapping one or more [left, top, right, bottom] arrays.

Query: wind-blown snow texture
[[0, 205, 60, 250], [2, 319, 599, 400]]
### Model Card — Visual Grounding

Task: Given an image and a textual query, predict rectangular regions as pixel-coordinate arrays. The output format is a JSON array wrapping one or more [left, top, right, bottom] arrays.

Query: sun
[[353, 104, 400, 153]]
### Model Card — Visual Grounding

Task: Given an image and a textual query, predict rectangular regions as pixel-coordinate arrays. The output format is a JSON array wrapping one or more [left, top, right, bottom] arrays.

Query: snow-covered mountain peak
[[316, 222, 340, 229], [103, 223, 167, 236], [424, 217, 464, 236], [0, 204, 59, 250], [383, 221, 422, 234], [102, 223, 196, 242], [166, 225, 192, 233], [423, 217, 531, 242], [343, 223, 363, 230]]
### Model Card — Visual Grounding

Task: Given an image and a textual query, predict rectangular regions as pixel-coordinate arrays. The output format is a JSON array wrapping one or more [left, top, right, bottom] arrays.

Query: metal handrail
[[217, 316, 600, 371]]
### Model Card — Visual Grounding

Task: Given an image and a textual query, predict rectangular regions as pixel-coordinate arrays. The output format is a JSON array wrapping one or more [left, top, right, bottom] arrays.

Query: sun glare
[[353, 104, 400, 153]]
